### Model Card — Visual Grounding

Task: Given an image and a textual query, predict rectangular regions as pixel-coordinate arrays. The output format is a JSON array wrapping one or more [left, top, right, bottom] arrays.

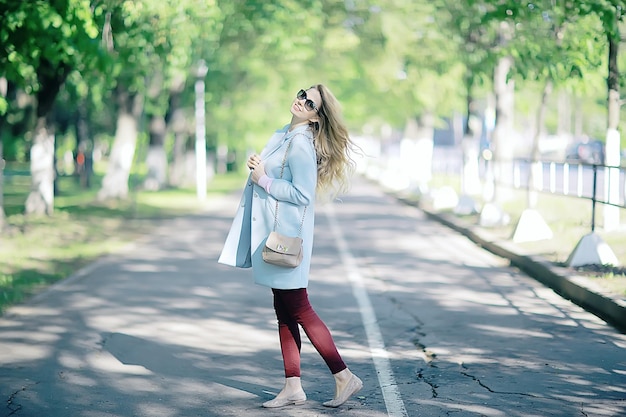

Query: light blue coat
[[218, 124, 317, 289]]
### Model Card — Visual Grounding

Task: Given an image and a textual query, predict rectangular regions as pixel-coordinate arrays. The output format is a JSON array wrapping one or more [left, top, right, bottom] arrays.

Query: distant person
[[219, 85, 362, 408]]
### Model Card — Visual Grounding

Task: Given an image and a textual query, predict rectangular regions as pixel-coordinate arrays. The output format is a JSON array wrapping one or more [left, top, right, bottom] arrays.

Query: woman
[[218, 85, 362, 408]]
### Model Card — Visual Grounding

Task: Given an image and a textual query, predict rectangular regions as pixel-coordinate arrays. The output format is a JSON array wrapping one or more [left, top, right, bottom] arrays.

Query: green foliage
[[0, 0, 103, 108], [1, 0, 625, 165]]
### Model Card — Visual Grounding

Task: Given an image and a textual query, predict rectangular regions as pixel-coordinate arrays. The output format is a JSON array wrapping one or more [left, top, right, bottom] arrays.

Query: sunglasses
[[296, 89, 319, 113]]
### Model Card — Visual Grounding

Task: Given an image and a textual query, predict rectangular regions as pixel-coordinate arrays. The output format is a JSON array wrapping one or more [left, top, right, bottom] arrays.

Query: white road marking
[[325, 204, 409, 417]]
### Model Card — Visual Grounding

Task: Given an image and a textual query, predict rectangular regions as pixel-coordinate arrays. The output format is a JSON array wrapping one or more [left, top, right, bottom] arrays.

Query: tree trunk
[[604, 30, 621, 230], [143, 114, 167, 190], [164, 78, 191, 187], [169, 128, 193, 187], [607, 34, 620, 132], [0, 77, 7, 227], [574, 96, 583, 138], [527, 78, 553, 208], [461, 71, 481, 195], [531, 79, 553, 163], [24, 59, 70, 215], [0, 135, 5, 228], [557, 91, 570, 137], [491, 54, 515, 203], [25, 116, 55, 215], [411, 113, 434, 191], [97, 85, 143, 200]]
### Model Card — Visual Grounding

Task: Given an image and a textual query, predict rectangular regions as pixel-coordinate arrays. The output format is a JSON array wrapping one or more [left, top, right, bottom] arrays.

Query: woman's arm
[[265, 136, 317, 206]]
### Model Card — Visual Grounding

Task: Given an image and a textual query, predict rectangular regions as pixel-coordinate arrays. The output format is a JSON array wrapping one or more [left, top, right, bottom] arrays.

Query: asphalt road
[[1, 178, 624, 417]]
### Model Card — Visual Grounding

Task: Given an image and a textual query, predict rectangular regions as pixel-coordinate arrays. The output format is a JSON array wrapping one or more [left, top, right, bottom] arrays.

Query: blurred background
[[1, 0, 625, 214], [1, 0, 626, 313]]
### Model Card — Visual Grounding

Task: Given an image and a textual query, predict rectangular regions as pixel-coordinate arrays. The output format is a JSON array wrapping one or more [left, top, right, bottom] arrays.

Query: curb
[[393, 194, 626, 334]]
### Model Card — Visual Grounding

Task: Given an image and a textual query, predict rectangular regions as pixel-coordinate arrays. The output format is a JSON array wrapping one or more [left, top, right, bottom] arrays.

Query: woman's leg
[[274, 288, 346, 374], [272, 288, 302, 377], [263, 289, 307, 408], [274, 288, 363, 407]]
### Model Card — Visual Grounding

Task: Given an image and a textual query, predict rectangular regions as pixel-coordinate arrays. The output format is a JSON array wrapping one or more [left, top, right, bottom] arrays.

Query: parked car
[[565, 140, 605, 165]]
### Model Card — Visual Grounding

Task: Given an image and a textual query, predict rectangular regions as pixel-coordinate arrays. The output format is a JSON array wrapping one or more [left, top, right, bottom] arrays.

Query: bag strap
[[272, 136, 307, 236]]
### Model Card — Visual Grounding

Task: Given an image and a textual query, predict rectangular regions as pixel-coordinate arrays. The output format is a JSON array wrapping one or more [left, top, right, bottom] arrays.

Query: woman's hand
[[247, 154, 266, 184], [251, 162, 266, 184], [246, 154, 261, 170]]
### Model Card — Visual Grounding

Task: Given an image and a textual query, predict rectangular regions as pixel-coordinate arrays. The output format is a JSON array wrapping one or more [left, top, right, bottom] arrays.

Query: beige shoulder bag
[[262, 137, 307, 268]]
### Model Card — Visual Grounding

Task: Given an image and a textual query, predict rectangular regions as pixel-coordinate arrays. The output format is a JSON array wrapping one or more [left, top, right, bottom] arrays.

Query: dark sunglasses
[[296, 89, 319, 113]]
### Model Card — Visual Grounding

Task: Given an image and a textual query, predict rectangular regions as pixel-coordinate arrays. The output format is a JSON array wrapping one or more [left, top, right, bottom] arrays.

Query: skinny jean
[[272, 288, 346, 377]]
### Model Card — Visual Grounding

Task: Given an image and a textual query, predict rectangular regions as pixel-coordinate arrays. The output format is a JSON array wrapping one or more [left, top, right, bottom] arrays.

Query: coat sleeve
[[268, 135, 317, 206]]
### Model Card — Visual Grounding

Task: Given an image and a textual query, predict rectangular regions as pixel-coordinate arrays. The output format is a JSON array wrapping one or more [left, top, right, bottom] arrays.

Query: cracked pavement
[[1, 177, 625, 417]]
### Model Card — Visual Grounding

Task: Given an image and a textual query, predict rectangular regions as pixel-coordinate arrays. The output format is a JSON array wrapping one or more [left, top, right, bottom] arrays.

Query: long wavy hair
[[308, 84, 357, 199]]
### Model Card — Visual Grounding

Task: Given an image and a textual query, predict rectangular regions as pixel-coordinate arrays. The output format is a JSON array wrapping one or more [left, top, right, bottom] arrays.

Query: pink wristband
[[258, 175, 273, 193]]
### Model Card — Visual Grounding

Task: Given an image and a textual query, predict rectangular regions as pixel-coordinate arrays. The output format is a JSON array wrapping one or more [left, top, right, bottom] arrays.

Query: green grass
[[0, 169, 247, 313]]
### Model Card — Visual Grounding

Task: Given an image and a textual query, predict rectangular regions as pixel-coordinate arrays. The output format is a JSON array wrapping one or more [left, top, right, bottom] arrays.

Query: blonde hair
[[309, 84, 357, 199]]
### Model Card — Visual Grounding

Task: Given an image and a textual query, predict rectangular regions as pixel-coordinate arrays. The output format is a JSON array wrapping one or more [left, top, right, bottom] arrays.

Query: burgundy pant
[[272, 288, 346, 377]]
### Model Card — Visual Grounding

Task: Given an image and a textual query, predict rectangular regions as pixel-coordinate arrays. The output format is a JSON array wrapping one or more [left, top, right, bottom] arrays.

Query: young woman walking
[[219, 84, 362, 408]]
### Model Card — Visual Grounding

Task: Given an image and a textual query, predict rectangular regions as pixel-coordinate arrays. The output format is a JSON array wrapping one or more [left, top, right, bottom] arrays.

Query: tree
[[0, 0, 102, 215], [436, 0, 498, 196], [96, 1, 154, 200], [501, 0, 624, 228]]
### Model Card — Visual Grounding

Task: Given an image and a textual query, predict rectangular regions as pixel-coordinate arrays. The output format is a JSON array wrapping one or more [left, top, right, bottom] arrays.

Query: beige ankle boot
[[323, 368, 363, 408], [262, 377, 307, 408]]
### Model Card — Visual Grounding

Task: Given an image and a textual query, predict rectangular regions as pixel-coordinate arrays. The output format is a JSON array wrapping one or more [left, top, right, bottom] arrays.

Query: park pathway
[[1, 177, 625, 417]]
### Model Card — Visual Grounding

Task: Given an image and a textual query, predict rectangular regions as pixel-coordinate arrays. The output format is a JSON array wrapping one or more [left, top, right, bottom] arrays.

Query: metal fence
[[509, 159, 625, 231], [431, 146, 626, 231]]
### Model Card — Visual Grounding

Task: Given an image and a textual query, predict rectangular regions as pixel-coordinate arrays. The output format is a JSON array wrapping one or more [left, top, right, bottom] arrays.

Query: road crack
[[6, 382, 39, 416], [416, 368, 439, 398], [388, 296, 441, 397], [460, 364, 538, 398]]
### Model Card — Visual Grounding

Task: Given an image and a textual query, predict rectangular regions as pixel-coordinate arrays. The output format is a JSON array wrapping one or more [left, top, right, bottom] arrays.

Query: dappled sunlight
[[607, 384, 626, 395], [77, 296, 279, 355], [613, 339, 626, 349], [0, 328, 62, 343], [69, 295, 125, 310], [1, 179, 625, 416], [56, 350, 87, 370], [439, 288, 513, 307], [134, 403, 178, 416], [470, 324, 553, 339], [189, 286, 220, 298], [418, 398, 511, 416], [57, 370, 99, 388], [121, 263, 179, 272], [142, 320, 277, 354], [0, 211, 320, 416], [84, 351, 153, 376], [320, 180, 626, 416], [8, 305, 69, 317], [0, 342, 52, 363], [114, 376, 163, 393], [333, 344, 374, 361]]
